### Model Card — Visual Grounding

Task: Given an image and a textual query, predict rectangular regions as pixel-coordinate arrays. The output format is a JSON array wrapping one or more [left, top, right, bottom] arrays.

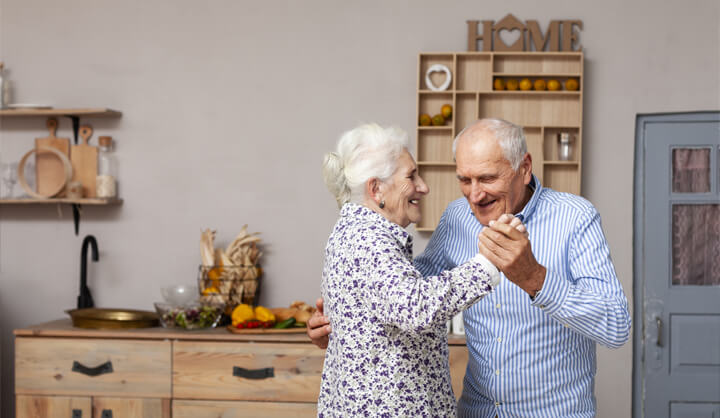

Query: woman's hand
[[307, 298, 332, 349]]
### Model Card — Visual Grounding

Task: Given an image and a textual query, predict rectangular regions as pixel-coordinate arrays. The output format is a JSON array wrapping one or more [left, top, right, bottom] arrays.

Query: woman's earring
[[379, 200, 385, 209]]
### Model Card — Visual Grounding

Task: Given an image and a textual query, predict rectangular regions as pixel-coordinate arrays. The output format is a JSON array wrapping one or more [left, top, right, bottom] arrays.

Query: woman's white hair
[[323, 123, 409, 208], [452, 118, 527, 170]]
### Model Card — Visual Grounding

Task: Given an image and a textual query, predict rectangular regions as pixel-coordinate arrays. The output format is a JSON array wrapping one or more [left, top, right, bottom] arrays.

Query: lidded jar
[[557, 132, 573, 161], [96, 136, 117, 198]]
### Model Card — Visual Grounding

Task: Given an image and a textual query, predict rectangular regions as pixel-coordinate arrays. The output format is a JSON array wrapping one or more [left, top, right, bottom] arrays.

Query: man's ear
[[521, 153, 533, 185]]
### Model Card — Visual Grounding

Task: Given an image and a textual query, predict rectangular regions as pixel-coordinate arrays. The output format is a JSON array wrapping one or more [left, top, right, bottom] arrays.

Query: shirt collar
[[341, 202, 413, 248], [515, 174, 542, 223]]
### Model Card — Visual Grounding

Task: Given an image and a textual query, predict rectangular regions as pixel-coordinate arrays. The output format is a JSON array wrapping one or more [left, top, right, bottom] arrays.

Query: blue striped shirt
[[415, 175, 631, 417]]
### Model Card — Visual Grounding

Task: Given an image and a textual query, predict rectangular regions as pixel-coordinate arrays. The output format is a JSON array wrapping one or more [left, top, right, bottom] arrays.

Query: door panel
[[634, 112, 720, 418], [669, 402, 720, 418]]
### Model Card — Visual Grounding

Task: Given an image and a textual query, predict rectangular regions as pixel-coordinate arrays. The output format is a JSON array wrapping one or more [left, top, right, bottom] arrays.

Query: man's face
[[455, 130, 532, 226]]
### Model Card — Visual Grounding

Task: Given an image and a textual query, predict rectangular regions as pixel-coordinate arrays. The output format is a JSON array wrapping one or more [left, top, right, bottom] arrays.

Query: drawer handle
[[72, 360, 113, 377], [233, 366, 274, 380]]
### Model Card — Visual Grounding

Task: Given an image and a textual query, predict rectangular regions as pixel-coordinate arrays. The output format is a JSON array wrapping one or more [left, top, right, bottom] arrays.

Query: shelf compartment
[[417, 130, 455, 163], [454, 93, 477, 133], [419, 54, 455, 91], [418, 92, 453, 123], [478, 94, 581, 127], [493, 54, 582, 74], [416, 165, 462, 230], [455, 55, 492, 91], [543, 127, 581, 163], [0, 108, 122, 117], [543, 165, 580, 195]]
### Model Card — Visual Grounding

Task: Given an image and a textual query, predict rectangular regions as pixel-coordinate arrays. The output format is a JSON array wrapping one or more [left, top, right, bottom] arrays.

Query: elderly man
[[309, 118, 631, 417]]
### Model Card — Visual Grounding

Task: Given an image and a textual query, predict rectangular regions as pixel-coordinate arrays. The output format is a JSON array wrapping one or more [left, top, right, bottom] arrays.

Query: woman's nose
[[417, 176, 429, 194]]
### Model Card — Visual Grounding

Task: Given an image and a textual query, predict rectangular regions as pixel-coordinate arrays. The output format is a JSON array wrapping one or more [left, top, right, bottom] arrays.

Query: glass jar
[[96, 136, 117, 198], [557, 132, 573, 161]]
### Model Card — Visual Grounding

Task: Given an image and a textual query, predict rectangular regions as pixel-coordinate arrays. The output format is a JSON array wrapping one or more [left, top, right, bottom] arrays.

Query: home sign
[[467, 14, 583, 52]]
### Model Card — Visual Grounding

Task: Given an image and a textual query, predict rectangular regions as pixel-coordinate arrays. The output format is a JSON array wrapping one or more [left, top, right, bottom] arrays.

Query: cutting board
[[71, 125, 98, 198], [226, 325, 308, 334], [35, 118, 70, 196]]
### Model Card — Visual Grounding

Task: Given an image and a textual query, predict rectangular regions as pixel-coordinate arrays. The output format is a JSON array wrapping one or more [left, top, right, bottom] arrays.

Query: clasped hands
[[478, 214, 546, 298]]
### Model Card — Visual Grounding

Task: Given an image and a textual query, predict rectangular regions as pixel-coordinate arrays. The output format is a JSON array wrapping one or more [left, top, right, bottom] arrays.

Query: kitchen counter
[[15, 318, 468, 344], [14, 320, 469, 418]]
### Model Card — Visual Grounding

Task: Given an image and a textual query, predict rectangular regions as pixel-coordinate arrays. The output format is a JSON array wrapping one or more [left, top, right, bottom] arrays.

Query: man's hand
[[307, 297, 331, 349], [478, 214, 546, 297]]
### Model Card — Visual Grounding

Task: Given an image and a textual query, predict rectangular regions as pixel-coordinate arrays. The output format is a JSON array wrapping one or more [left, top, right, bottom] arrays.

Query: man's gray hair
[[322, 123, 408, 208], [452, 118, 527, 170]]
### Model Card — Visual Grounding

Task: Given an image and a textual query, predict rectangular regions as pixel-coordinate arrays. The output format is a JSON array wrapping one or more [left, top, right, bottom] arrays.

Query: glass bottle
[[557, 132, 573, 161], [96, 136, 118, 198]]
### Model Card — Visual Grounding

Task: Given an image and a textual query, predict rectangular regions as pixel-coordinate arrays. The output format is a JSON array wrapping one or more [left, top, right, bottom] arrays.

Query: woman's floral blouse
[[318, 203, 500, 417]]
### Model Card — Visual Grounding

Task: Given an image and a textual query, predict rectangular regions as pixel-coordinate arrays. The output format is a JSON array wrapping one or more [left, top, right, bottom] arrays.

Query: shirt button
[[496, 303, 501, 309], [495, 401, 501, 406], [495, 369, 500, 375], [539, 304, 546, 309], [497, 337, 502, 342]]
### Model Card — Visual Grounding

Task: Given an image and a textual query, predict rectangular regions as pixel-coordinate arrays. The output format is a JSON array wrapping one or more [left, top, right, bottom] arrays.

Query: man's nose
[[469, 182, 486, 202]]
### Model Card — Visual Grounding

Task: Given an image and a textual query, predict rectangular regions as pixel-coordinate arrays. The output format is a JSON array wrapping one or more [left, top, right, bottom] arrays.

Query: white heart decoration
[[425, 64, 452, 91]]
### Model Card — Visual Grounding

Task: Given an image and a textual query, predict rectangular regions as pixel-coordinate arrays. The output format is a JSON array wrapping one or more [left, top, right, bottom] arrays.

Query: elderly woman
[[317, 123, 501, 417]]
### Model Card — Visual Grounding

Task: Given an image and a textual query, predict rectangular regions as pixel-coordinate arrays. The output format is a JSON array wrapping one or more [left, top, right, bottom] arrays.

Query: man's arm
[[479, 210, 631, 349]]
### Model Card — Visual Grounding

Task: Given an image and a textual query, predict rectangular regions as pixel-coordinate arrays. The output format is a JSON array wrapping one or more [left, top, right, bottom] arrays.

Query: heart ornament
[[425, 64, 452, 91]]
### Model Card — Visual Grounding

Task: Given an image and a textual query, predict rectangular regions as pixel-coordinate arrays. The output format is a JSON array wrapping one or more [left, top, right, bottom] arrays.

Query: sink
[[66, 308, 159, 329]]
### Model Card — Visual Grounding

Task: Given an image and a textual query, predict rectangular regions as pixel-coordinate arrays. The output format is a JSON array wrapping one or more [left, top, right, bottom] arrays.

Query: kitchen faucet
[[78, 235, 98, 309]]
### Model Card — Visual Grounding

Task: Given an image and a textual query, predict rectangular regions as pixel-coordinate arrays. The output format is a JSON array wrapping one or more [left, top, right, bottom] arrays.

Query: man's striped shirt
[[415, 175, 631, 417]]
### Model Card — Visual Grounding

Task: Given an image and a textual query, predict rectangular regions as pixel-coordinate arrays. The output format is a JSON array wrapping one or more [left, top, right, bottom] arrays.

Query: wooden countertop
[[15, 319, 467, 345]]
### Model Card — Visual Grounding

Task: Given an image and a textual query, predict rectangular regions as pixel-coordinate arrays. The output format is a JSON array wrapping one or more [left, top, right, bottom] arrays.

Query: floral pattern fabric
[[318, 203, 499, 417]]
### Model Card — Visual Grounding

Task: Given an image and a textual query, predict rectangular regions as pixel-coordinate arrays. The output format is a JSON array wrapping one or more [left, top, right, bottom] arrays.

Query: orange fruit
[[441, 104, 453, 119], [431, 114, 445, 126], [547, 79, 561, 91], [519, 78, 532, 91], [533, 79, 546, 91], [493, 78, 505, 90], [419, 114, 431, 126], [565, 78, 579, 91], [506, 79, 519, 90]]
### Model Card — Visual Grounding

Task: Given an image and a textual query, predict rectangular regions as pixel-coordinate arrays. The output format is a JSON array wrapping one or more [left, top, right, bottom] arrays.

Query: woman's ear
[[365, 177, 382, 203]]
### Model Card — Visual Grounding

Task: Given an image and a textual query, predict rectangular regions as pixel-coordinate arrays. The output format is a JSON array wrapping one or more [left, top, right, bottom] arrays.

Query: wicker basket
[[197, 265, 262, 312]]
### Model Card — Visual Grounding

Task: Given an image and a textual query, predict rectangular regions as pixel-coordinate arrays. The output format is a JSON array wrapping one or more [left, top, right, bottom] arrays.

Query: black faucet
[[78, 235, 99, 309]]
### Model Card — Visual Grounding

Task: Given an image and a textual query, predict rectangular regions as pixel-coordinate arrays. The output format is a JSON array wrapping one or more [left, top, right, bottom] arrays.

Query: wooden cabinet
[[416, 52, 584, 230], [14, 320, 470, 417]]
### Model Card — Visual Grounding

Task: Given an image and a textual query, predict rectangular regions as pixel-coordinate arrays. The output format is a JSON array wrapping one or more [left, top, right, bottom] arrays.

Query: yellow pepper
[[231, 304, 255, 326], [254, 306, 276, 323]]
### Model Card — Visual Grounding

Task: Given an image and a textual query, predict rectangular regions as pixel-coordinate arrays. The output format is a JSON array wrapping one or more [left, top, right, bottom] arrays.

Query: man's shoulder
[[538, 187, 598, 217], [443, 197, 472, 219]]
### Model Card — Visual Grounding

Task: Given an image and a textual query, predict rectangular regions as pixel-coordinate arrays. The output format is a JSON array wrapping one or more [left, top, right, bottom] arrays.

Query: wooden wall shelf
[[0, 108, 121, 118], [0, 198, 123, 205], [416, 51, 584, 231]]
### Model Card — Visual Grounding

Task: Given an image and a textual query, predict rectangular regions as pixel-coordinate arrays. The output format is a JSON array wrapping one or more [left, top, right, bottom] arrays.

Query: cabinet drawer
[[173, 399, 316, 418], [173, 341, 324, 402], [15, 337, 171, 397]]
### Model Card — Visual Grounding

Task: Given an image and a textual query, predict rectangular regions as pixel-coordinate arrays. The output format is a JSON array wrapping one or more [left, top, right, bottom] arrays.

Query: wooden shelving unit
[[0, 107, 123, 233], [416, 51, 583, 231]]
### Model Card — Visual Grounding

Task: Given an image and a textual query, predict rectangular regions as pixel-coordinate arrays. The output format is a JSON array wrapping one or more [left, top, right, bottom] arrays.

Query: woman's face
[[380, 149, 429, 227]]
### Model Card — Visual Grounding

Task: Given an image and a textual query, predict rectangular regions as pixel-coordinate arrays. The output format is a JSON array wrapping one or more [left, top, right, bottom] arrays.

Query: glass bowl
[[160, 284, 198, 306], [154, 302, 223, 330]]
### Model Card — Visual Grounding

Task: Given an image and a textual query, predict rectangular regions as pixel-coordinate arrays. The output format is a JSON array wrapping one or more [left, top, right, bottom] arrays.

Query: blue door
[[633, 112, 720, 418]]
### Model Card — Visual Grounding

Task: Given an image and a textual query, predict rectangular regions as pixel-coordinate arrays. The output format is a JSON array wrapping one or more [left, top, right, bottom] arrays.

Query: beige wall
[[1, 0, 718, 416]]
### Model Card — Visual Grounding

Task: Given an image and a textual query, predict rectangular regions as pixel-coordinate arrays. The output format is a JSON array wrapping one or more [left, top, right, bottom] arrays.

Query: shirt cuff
[[530, 269, 570, 315], [469, 253, 501, 288]]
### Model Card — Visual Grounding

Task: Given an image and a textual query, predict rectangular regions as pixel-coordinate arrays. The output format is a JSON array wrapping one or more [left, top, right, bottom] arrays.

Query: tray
[[226, 325, 307, 334]]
